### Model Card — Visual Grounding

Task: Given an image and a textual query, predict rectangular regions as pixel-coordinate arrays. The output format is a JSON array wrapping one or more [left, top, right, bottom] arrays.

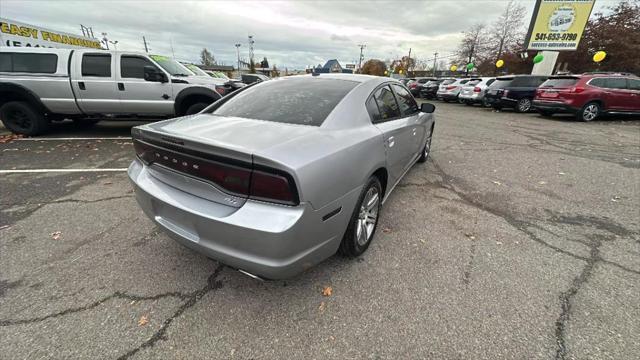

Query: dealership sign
[[1, 18, 102, 49], [524, 0, 595, 51]]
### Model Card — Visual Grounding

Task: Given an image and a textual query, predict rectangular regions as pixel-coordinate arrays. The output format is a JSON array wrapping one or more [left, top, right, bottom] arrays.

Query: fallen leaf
[[382, 227, 392, 233], [558, 172, 566, 175], [138, 315, 149, 326], [492, 180, 502, 186], [538, 181, 547, 185], [322, 286, 333, 297], [496, 241, 503, 245], [104, 181, 113, 185], [464, 232, 476, 240], [0, 225, 10, 231], [419, 239, 426, 244], [51, 231, 62, 240], [318, 301, 326, 312], [611, 196, 621, 202]]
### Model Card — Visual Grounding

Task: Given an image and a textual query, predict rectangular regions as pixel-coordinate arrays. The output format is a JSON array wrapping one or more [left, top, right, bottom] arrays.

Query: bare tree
[[200, 48, 215, 66], [488, 0, 527, 74], [457, 23, 487, 75]]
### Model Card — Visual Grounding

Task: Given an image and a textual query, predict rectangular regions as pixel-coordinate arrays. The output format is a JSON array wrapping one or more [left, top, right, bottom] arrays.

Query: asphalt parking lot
[[1, 103, 639, 359]]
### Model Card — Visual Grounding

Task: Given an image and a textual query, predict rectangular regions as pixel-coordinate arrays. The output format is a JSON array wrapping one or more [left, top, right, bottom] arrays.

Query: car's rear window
[[541, 77, 579, 88], [489, 78, 513, 88], [466, 79, 481, 86], [441, 79, 455, 85], [211, 77, 358, 126]]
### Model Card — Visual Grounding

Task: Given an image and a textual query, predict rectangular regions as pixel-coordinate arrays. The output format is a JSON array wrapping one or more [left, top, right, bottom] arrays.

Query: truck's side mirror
[[144, 66, 167, 83], [420, 102, 436, 113]]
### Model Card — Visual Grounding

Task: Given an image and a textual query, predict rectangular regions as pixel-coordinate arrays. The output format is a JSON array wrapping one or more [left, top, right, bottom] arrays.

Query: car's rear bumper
[[437, 92, 459, 100], [128, 159, 358, 279], [458, 93, 483, 102], [532, 100, 579, 114]]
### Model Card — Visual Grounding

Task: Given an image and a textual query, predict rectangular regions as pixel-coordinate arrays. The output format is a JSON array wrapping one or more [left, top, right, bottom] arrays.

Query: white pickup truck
[[0, 48, 226, 135]]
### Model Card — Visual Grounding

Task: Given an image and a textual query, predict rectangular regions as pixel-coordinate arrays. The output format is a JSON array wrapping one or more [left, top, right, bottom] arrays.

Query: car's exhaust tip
[[237, 269, 265, 281]]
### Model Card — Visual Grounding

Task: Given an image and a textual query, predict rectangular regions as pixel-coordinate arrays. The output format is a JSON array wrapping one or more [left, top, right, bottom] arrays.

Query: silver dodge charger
[[128, 74, 436, 279]]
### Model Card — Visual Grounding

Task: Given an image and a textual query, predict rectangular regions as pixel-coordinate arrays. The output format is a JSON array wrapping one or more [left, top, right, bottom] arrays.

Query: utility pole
[[235, 43, 241, 75], [248, 35, 255, 64], [357, 44, 366, 71], [432, 52, 438, 77], [143, 36, 149, 53], [407, 48, 412, 75]]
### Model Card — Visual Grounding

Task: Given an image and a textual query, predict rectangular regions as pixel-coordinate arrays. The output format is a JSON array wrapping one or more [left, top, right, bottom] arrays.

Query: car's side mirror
[[144, 66, 167, 83], [420, 103, 436, 113]]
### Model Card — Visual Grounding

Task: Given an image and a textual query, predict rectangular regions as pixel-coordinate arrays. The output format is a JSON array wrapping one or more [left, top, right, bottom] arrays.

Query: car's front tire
[[338, 176, 382, 257], [0, 101, 49, 136], [515, 98, 532, 113], [417, 127, 433, 163]]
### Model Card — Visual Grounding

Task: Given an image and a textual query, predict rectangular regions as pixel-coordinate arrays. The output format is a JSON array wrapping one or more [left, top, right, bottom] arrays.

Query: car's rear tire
[[185, 102, 208, 115], [417, 127, 433, 163], [577, 102, 600, 122], [515, 98, 532, 113], [338, 176, 382, 257], [0, 101, 49, 136]]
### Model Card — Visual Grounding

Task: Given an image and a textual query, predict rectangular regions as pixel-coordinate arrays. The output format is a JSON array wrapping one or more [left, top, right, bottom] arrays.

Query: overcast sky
[[0, 0, 621, 69]]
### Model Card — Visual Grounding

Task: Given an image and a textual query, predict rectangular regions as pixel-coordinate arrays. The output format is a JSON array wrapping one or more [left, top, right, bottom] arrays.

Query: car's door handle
[[78, 82, 85, 90], [118, 83, 125, 91], [387, 136, 395, 147]]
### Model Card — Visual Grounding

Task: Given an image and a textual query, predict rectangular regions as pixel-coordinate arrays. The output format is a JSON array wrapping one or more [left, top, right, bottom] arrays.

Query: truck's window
[[0, 53, 57, 73], [82, 54, 111, 77], [121, 56, 157, 79]]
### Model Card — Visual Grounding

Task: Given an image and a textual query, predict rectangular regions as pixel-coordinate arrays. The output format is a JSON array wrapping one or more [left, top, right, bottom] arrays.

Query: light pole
[[109, 40, 118, 51], [101, 32, 109, 50], [357, 44, 366, 71], [235, 43, 241, 75]]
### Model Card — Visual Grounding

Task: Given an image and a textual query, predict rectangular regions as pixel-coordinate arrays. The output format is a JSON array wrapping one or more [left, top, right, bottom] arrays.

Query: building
[[313, 59, 353, 74]]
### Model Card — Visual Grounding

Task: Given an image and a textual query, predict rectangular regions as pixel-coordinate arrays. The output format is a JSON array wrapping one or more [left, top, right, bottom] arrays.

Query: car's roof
[[292, 73, 397, 85]]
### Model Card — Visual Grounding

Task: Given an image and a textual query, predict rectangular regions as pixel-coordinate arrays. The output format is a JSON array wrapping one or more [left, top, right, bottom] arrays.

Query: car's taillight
[[410, 83, 417, 88], [446, 85, 457, 90], [215, 86, 226, 95], [133, 139, 298, 205], [473, 86, 481, 93], [570, 87, 585, 93], [249, 170, 296, 205]]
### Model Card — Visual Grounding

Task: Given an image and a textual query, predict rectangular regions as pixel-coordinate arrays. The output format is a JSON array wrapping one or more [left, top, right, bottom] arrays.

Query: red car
[[533, 73, 640, 121]]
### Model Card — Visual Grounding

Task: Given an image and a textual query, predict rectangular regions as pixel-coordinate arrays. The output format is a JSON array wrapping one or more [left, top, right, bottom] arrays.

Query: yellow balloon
[[496, 59, 504, 68], [450, 65, 458, 72], [399, 69, 404, 74], [593, 51, 606, 63]]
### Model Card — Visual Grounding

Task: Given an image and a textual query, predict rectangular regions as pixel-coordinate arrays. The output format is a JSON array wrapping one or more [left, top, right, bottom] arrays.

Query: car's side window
[[82, 54, 111, 77], [121, 55, 158, 79], [605, 78, 627, 90], [486, 79, 496, 86], [365, 96, 382, 123], [628, 79, 640, 91], [372, 85, 401, 122], [590, 78, 606, 87], [391, 84, 419, 116]]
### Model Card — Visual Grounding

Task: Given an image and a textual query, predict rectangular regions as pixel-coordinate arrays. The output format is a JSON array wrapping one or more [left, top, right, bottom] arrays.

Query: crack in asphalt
[[117, 264, 225, 360], [0, 195, 134, 207]]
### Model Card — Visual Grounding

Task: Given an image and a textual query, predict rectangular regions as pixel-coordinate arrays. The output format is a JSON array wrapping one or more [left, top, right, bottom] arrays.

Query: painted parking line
[[0, 168, 128, 174], [15, 137, 131, 141]]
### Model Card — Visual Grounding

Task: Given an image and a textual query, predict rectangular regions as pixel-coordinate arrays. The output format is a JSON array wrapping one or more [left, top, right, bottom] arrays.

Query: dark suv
[[408, 77, 437, 97], [533, 73, 640, 121], [485, 75, 548, 112], [419, 79, 444, 99]]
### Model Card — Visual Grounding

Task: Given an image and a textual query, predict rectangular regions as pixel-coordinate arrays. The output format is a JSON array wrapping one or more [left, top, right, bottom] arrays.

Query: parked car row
[[409, 72, 640, 121], [0, 48, 270, 135]]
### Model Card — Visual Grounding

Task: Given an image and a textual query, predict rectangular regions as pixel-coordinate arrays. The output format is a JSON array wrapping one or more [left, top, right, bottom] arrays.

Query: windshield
[[185, 64, 209, 77], [213, 71, 230, 80], [210, 78, 358, 126], [150, 55, 193, 77]]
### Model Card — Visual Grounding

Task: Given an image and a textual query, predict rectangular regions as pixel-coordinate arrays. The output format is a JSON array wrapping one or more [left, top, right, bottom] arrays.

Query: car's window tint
[[628, 79, 640, 90], [82, 54, 111, 77], [121, 56, 157, 79], [211, 78, 358, 126], [391, 84, 418, 116], [490, 79, 513, 88], [510, 77, 530, 87], [365, 96, 381, 123], [372, 85, 401, 121], [589, 78, 606, 87], [441, 79, 456, 85], [485, 79, 496, 86], [0, 52, 57, 73], [605, 78, 627, 89], [542, 78, 579, 88], [467, 79, 481, 86]]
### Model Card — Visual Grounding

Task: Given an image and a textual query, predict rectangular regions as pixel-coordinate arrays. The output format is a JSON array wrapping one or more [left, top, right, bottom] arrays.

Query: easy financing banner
[[524, 0, 596, 51]]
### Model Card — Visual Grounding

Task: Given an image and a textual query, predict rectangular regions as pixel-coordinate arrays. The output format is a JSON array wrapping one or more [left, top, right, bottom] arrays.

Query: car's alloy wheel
[[338, 176, 383, 257], [580, 103, 599, 121], [418, 129, 433, 163], [355, 187, 380, 246], [516, 98, 532, 113]]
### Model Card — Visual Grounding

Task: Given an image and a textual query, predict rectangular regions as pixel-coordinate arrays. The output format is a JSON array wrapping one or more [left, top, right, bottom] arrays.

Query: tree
[[558, 0, 640, 74], [457, 23, 487, 75], [260, 57, 269, 68], [271, 64, 280, 77], [200, 48, 215, 66], [487, 0, 527, 74], [360, 59, 387, 76], [249, 59, 256, 74]]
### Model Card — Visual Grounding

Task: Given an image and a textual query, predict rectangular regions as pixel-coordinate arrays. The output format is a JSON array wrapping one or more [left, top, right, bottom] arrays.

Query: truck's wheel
[[185, 102, 208, 115], [0, 101, 50, 136]]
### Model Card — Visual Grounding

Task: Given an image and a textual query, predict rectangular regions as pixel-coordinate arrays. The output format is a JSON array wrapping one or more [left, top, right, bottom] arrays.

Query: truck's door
[[70, 50, 121, 113], [115, 53, 174, 116]]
